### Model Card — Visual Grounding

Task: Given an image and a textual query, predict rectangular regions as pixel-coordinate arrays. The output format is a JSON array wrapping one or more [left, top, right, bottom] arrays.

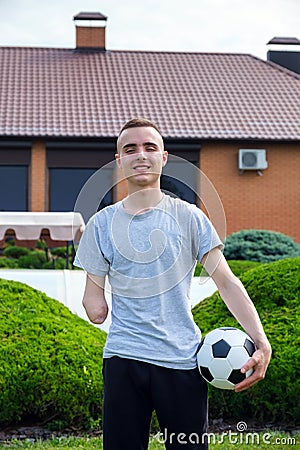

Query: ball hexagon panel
[[196, 344, 214, 366], [227, 346, 251, 369], [211, 378, 235, 390], [218, 328, 249, 347], [209, 358, 232, 379], [203, 328, 225, 345]]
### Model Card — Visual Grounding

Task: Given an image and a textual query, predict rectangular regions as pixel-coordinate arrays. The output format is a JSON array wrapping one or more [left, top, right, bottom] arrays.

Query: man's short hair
[[118, 118, 161, 137]]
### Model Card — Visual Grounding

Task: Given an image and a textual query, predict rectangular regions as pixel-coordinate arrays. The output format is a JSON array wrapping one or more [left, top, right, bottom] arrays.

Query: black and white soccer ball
[[197, 327, 256, 390]]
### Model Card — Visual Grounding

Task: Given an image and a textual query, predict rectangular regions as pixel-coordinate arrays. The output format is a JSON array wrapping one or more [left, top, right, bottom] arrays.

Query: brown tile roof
[[0, 47, 299, 140]]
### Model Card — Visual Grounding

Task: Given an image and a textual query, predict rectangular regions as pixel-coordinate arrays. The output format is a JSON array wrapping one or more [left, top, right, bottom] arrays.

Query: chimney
[[73, 12, 107, 51], [267, 37, 300, 74]]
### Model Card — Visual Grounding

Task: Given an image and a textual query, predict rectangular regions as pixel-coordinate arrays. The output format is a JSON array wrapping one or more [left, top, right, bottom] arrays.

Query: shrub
[[0, 257, 19, 269], [194, 260, 261, 278], [194, 263, 208, 277], [192, 257, 300, 425], [17, 251, 47, 269], [224, 229, 300, 263], [0, 244, 74, 269], [43, 258, 67, 270], [3, 246, 31, 259], [0, 279, 106, 429], [227, 260, 261, 277], [51, 247, 72, 258]]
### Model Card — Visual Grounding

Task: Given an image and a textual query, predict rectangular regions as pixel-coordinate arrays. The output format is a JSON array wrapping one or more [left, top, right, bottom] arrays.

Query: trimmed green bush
[[51, 247, 72, 258], [194, 262, 208, 277], [0, 257, 19, 268], [227, 260, 261, 277], [3, 246, 31, 259], [224, 229, 300, 263], [194, 260, 261, 278], [192, 257, 300, 425], [0, 244, 72, 269], [0, 279, 106, 429], [43, 258, 67, 270], [17, 251, 47, 269]]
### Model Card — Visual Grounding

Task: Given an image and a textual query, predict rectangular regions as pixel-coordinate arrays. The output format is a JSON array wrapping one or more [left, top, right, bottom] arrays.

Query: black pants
[[102, 357, 208, 450]]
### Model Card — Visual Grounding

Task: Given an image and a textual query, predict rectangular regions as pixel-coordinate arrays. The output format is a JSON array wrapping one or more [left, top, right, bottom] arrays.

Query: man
[[74, 118, 271, 450]]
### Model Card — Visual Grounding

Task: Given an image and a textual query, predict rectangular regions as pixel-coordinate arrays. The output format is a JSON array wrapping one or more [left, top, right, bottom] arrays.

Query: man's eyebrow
[[122, 143, 137, 149], [144, 142, 159, 147], [122, 141, 159, 149]]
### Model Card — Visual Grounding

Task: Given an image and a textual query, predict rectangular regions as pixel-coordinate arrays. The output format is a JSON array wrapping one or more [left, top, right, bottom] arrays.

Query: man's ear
[[115, 153, 121, 168], [162, 151, 168, 167]]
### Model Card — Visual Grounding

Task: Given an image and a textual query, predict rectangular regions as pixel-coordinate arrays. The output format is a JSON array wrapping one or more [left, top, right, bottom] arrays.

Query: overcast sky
[[0, 0, 299, 59]]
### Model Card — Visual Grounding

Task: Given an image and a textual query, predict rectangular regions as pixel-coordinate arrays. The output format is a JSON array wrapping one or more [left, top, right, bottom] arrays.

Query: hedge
[[192, 257, 300, 425], [0, 257, 19, 269], [3, 246, 31, 259], [226, 260, 261, 277], [194, 260, 261, 278], [1, 258, 299, 429], [0, 279, 106, 429], [0, 246, 68, 270], [223, 229, 300, 263]]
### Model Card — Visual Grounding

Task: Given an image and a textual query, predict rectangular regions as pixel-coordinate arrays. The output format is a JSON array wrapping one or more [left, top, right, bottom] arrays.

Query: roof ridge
[[108, 49, 255, 56], [0, 45, 257, 58], [0, 45, 72, 51]]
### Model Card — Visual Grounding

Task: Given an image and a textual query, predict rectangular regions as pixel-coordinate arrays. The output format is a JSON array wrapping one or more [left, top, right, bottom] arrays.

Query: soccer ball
[[196, 327, 256, 390]]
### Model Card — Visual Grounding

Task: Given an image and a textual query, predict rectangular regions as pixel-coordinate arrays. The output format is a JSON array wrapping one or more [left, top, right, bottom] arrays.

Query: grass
[[0, 432, 299, 449]]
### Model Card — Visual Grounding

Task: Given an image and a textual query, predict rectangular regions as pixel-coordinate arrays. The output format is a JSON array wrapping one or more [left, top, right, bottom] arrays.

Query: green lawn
[[0, 432, 299, 449]]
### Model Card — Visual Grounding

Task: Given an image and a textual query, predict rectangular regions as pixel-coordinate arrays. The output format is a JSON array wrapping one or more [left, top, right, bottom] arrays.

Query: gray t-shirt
[[74, 194, 223, 369]]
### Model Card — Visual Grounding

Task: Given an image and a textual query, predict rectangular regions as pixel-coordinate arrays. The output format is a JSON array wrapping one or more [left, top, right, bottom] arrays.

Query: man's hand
[[234, 344, 272, 392]]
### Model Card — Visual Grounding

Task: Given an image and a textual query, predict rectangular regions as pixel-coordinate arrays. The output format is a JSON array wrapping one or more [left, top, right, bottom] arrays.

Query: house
[[0, 12, 299, 243]]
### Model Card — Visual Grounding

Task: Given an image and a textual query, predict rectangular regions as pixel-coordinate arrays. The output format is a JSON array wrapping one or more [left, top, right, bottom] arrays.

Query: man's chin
[[129, 173, 160, 186]]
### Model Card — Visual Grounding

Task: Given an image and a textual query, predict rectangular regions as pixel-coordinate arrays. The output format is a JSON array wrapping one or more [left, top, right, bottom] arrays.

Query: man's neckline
[[121, 192, 165, 216]]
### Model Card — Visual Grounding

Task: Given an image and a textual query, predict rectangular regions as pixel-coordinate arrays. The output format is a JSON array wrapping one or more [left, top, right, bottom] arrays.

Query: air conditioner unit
[[238, 149, 268, 170]]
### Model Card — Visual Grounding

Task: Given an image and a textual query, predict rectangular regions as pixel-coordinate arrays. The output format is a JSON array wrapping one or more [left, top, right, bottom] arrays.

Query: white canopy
[[0, 212, 85, 242]]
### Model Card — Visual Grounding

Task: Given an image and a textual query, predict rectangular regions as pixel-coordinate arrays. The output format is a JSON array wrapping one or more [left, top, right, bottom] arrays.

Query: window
[[49, 168, 113, 216], [47, 146, 115, 220], [162, 159, 197, 204], [0, 166, 28, 211]]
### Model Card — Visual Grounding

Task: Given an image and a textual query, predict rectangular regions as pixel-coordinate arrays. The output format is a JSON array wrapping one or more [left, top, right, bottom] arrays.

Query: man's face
[[116, 126, 168, 188]]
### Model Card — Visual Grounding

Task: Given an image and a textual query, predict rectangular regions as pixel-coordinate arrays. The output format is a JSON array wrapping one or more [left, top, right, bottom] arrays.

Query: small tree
[[224, 229, 300, 263]]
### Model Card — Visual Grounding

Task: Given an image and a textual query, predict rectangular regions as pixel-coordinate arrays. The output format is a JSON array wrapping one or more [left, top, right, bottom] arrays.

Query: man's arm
[[201, 247, 272, 392], [82, 273, 108, 324]]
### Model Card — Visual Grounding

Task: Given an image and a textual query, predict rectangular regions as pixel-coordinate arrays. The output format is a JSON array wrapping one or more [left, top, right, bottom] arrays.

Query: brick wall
[[76, 26, 105, 49], [28, 139, 299, 243], [200, 142, 300, 243], [31, 141, 46, 211]]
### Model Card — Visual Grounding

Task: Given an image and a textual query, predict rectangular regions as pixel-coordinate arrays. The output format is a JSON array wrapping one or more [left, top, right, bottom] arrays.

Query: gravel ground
[[0, 420, 298, 443]]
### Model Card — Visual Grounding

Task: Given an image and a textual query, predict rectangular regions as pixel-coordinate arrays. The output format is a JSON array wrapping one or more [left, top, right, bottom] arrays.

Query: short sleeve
[[73, 214, 109, 276], [191, 206, 224, 261]]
